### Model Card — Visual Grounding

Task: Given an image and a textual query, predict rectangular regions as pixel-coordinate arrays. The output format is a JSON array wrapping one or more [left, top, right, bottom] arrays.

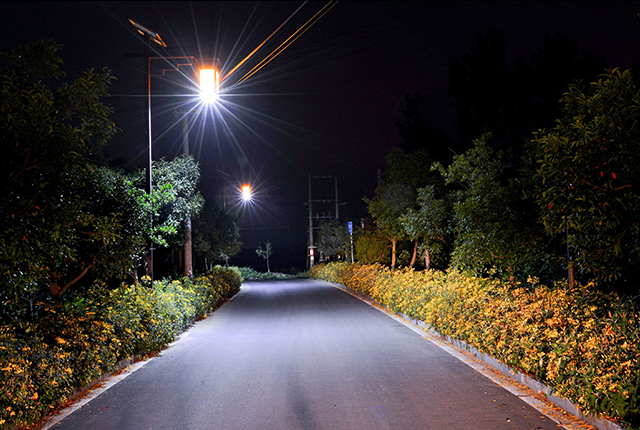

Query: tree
[[401, 185, 450, 270], [383, 144, 446, 267], [354, 229, 390, 265], [366, 182, 415, 269], [384, 146, 438, 189], [531, 69, 640, 290], [147, 155, 204, 248], [438, 134, 546, 280], [317, 219, 349, 262], [256, 241, 273, 273], [129, 155, 204, 276], [193, 199, 241, 269], [367, 91, 455, 269], [0, 41, 148, 302]]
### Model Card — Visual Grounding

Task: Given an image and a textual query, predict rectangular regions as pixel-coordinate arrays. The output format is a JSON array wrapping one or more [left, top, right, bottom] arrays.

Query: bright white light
[[241, 184, 252, 201], [200, 90, 218, 103], [199, 68, 219, 103]]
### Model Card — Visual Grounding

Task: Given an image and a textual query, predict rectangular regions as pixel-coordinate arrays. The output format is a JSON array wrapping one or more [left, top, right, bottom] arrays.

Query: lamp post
[[130, 19, 167, 281], [130, 19, 219, 280]]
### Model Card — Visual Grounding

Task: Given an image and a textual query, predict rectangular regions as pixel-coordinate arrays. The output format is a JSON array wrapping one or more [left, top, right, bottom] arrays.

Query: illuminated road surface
[[50, 279, 564, 430]]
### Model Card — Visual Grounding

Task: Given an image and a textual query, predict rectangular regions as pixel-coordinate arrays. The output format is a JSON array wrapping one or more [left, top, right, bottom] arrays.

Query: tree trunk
[[144, 254, 151, 277], [567, 222, 575, 288], [184, 217, 193, 277], [391, 237, 397, 269], [409, 239, 418, 268], [568, 261, 575, 288], [49, 265, 93, 299], [424, 248, 431, 270], [49, 281, 61, 299], [130, 268, 139, 284]]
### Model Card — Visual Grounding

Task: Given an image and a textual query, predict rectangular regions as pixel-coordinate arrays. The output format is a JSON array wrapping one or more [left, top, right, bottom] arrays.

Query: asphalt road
[[49, 278, 565, 430]]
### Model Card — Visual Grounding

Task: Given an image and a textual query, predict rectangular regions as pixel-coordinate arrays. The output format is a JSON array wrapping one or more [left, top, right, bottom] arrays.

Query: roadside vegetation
[[236, 266, 304, 280], [0, 268, 241, 428], [338, 67, 640, 297], [313, 31, 640, 429], [0, 41, 244, 429], [310, 262, 640, 428]]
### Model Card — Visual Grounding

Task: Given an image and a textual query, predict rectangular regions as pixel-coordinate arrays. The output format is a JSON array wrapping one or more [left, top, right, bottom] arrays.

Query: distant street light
[[241, 184, 252, 202]]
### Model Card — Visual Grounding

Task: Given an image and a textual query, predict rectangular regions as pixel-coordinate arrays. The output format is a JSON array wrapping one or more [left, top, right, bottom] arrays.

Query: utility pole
[[308, 175, 314, 269], [307, 175, 339, 268], [348, 221, 354, 263]]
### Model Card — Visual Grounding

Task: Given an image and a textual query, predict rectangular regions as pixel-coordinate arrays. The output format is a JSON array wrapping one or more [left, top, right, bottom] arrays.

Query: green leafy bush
[[235, 266, 294, 280], [310, 262, 640, 428], [0, 267, 240, 429]]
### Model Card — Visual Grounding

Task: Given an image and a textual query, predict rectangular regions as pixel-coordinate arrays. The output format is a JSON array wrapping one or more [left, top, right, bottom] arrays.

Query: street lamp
[[241, 184, 252, 202], [130, 19, 219, 280], [129, 18, 167, 281], [199, 68, 220, 103]]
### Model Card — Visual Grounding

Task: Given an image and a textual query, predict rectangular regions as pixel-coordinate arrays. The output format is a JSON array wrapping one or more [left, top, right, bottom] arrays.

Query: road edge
[[32, 290, 242, 430], [320, 279, 625, 430]]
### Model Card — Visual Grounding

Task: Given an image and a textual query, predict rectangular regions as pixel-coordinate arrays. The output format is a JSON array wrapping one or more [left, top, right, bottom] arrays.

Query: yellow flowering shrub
[[311, 262, 640, 428], [0, 266, 241, 430]]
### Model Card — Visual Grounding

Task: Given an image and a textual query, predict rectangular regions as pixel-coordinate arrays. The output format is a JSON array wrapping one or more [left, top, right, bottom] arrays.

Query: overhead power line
[[221, 1, 308, 84], [234, 1, 338, 86]]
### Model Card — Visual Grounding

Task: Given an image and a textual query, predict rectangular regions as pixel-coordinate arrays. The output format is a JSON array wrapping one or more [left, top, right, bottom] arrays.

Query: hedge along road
[[45, 278, 587, 430]]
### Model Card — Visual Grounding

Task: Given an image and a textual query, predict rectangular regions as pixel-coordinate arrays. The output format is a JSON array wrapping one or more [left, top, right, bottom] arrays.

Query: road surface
[[47, 278, 575, 430]]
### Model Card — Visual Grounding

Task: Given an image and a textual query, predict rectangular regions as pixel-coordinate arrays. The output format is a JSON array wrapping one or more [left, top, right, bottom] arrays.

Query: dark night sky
[[2, 1, 639, 261]]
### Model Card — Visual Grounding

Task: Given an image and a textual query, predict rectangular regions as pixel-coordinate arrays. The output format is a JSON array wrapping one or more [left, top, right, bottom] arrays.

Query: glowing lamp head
[[241, 184, 252, 201], [199, 68, 220, 103]]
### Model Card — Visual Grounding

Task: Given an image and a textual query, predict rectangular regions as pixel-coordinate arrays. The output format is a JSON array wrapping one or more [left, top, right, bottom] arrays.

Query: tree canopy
[[401, 185, 450, 270], [531, 69, 640, 289], [193, 198, 241, 269], [317, 219, 349, 262], [129, 155, 204, 249], [0, 40, 148, 302], [359, 28, 618, 290], [366, 182, 415, 268]]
